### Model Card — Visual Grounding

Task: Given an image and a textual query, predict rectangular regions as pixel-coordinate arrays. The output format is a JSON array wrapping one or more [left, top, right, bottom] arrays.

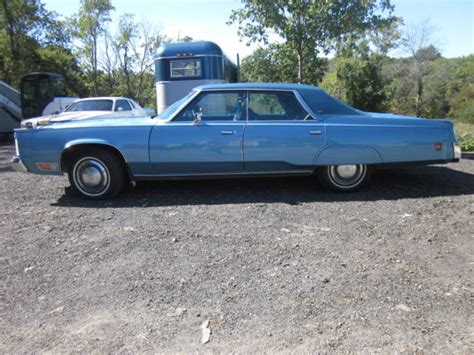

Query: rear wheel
[[67, 149, 125, 199], [317, 164, 373, 192]]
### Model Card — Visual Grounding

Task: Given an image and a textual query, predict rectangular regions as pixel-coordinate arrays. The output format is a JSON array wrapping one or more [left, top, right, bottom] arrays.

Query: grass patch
[[454, 122, 474, 151]]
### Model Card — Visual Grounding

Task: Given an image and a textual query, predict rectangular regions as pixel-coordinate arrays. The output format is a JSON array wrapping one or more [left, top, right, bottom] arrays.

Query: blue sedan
[[11, 83, 461, 199]]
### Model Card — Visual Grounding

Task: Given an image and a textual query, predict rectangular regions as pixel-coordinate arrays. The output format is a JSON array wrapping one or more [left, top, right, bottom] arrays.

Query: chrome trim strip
[[293, 89, 320, 121], [168, 88, 320, 123], [62, 142, 129, 164], [134, 170, 314, 179], [167, 88, 202, 121], [453, 143, 462, 160]]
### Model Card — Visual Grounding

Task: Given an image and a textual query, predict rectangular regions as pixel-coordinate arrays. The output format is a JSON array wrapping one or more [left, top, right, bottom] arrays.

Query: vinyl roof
[[195, 82, 323, 91]]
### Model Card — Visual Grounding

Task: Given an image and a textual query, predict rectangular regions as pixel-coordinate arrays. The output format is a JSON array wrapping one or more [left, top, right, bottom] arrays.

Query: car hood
[[21, 111, 119, 128], [33, 115, 154, 129]]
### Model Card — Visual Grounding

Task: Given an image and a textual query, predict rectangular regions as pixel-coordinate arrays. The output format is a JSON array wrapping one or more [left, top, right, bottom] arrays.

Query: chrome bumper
[[10, 156, 28, 173], [453, 143, 462, 161]]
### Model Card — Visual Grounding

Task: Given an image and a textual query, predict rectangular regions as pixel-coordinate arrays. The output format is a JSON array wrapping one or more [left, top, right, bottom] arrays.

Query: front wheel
[[317, 164, 373, 192], [67, 149, 125, 199]]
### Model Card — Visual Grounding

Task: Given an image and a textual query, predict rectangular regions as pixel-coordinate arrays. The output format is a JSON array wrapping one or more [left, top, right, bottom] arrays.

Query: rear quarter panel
[[315, 115, 455, 165]]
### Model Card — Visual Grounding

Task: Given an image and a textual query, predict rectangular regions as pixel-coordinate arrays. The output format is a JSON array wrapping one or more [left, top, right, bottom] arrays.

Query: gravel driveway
[[1, 141, 473, 353]]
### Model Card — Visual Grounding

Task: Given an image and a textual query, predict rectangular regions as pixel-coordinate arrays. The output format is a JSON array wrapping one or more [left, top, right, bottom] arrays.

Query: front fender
[[315, 145, 383, 165], [61, 139, 129, 172]]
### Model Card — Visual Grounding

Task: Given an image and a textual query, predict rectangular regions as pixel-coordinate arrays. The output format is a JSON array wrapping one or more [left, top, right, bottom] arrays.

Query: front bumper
[[10, 156, 29, 173]]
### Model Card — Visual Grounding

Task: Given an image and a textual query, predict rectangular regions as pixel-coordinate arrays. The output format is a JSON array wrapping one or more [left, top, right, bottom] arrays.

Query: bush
[[455, 122, 474, 151], [460, 136, 474, 151]]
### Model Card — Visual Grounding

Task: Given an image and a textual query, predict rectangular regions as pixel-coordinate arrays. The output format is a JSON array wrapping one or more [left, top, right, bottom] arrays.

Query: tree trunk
[[124, 50, 132, 97], [297, 50, 304, 84], [93, 33, 98, 96], [416, 73, 423, 117], [1, 0, 18, 61], [1, 0, 18, 83]]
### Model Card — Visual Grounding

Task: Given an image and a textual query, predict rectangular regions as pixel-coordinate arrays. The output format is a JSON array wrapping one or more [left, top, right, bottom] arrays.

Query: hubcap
[[73, 158, 110, 196], [81, 165, 102, 187], [328, 164, 366, 188], [336, 165, 358, 179]]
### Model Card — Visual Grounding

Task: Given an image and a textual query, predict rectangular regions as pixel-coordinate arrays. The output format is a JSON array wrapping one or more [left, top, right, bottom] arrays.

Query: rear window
[[299, 89, 362, 116], [66, 100, 113, 112]]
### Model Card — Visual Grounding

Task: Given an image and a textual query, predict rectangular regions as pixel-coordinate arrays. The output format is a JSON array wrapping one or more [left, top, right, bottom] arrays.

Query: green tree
[[71, 0, 114, 95], [240, 43, 327, 84], [229, 0, 396, 83], [321, 54, 387, 112], [115, 13, 137, 98], [448, 55, 474, 123], [0, 0, 84, 96], [97, 17, 166, 107], [400, 20, 440, 117], [1, 0, 59, 84]]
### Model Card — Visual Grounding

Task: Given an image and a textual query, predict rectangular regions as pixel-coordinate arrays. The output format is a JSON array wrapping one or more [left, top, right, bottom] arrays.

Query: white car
[[21, 97, 149, 128]]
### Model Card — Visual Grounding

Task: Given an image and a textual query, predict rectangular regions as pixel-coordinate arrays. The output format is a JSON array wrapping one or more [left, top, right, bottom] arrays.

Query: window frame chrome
[[167, 87, 320, 123]]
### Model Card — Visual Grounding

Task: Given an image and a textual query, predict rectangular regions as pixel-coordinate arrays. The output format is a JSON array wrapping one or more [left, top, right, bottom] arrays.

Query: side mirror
[[192, 108, 203, 125], [117, 107, 124, 112]]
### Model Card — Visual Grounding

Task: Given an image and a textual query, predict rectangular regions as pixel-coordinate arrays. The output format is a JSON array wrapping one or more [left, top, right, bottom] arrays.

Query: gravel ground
[[0, 140, 473, 353]]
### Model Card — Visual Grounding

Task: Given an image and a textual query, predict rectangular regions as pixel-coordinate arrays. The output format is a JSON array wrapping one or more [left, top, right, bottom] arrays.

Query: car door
[[243, 90, 325, 172], [149, 90, 246, 175]]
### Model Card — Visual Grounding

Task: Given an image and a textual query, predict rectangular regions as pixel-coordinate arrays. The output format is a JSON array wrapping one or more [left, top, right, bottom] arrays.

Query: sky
[[42, 0, 474, 60]]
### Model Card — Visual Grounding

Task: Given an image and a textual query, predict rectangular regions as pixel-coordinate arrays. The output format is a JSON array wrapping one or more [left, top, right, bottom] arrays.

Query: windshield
[[156, 91, 196, 120], [66, 99, 113, 112]]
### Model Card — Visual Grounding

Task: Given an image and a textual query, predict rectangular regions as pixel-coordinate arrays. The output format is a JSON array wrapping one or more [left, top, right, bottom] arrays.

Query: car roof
[[195, 82, 323, 91], [74, 97, 131, 102]]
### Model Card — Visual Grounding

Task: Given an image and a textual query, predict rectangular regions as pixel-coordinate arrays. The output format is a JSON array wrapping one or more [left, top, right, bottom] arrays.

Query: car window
[[65, 100, 113, 112], [115, 99, 132, 111], [22, 78, 36, 100], [50, 76, 66, 97], [248, 91, 308, 121], [174, 91, 246, 122], [170, 59, 202, 78], [38, 77, 51, 99], [299, 88, 362, 116]]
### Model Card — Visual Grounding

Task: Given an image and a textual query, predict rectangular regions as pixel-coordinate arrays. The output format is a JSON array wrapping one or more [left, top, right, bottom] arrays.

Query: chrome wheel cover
[[72, 157, 110, 197], [328, 164, 367, 188]]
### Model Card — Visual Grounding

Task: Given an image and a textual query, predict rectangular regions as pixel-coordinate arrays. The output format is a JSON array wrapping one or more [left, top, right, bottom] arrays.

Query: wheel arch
[[60, 141, 129, 176], [314, 145, 383, 166]]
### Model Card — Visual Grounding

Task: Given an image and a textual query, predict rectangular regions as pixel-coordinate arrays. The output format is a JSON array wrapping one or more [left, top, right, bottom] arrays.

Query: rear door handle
[[220, 130, 234, 135], [309, 130, 322, 135]]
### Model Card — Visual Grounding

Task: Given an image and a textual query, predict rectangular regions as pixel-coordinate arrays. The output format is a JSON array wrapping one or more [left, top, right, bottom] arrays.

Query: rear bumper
[[10, 156, 28, 173], [453, 143, 462, 161]]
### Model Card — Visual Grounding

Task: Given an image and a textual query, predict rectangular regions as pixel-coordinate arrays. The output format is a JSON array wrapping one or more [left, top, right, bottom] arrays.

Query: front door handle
[[220, 130, 234, 135], [309, 130, 322, 135]]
